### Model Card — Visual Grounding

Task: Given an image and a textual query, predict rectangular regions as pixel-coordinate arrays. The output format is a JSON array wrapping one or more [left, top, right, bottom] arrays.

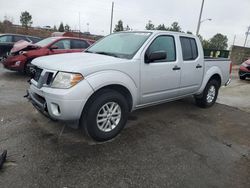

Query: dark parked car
[[0, 33, 42, 60], [239, 59, 250, 80], [2, 36, 94, 74]]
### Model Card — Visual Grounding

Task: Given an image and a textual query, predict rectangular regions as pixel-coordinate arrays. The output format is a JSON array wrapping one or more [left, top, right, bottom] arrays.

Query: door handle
[[172, 65, 181, 71], [196, 64, 202, 69]]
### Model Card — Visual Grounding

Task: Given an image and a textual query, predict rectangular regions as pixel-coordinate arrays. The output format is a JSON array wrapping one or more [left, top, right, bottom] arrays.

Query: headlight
[[51, 72, 84, 89], [19, 51, 27, 55], [242, 62, 249, 67]]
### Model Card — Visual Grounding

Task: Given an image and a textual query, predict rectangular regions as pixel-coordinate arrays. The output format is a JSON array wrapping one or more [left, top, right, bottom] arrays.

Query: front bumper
[[1, 55, 27, 71], [27, 80, 94, 121]]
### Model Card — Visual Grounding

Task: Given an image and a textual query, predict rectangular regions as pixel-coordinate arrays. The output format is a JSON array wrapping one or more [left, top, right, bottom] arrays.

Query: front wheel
[[195, 79, 220, 108], [80, 89, 129, 142]]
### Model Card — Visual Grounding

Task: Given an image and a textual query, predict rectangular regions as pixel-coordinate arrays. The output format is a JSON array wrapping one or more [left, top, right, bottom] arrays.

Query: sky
[[0, 0, 250, 47]]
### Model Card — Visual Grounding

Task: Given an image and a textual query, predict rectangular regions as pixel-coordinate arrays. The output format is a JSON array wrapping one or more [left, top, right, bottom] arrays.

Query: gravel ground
[[0, 64, 249, 188]]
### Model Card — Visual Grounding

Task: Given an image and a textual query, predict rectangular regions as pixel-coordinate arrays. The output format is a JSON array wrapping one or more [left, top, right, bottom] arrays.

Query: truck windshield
[[35, 37, 57, 47], [86, 32, 152, 59]]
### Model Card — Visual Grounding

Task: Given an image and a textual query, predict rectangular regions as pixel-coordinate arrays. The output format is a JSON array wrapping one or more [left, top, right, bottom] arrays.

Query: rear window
[[180, 37, 198, 61]]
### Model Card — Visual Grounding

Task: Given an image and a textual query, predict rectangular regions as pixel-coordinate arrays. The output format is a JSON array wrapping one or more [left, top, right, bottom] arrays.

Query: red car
[[2, 37, 93, 74], [239, 59, 250, 80]]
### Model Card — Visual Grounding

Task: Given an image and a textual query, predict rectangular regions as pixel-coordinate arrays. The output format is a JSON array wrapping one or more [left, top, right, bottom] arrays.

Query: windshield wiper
[[94, 51, 119, 58]]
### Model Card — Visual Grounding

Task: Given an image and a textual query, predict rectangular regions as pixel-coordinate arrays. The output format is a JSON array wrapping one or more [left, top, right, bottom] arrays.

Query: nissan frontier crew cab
[[27, 31, 231, 141]]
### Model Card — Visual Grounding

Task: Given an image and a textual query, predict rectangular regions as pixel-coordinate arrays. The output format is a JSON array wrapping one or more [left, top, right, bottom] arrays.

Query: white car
[[27, 31, 231, 141]]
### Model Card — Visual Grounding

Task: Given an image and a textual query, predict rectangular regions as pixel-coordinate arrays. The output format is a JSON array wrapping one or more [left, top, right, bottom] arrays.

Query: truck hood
[[31, 52, 126, 72], [11, 40, 40, 53]]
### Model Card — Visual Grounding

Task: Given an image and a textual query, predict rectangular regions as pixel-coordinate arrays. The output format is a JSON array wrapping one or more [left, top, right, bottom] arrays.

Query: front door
[[49, 39, 72, 55], [140, 35, 181, 104]]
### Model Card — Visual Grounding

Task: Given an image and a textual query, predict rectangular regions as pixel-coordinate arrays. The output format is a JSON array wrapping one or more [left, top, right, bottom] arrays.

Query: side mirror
[[50, 45, 58, 50], [146, 51, 167, 63]]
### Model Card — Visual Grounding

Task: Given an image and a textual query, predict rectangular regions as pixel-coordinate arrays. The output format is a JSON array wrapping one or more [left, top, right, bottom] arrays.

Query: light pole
[[110, 2, 114, 34], [196, 0, 205, 36], [201, 18, 212, 23], [243, 26, 250, 47]]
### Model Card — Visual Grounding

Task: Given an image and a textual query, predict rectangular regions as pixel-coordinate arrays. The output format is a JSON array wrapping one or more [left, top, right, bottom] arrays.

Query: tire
[[80, 89, 129, 142], [239, 75, 246, 80], [195, 79, 220, 108]]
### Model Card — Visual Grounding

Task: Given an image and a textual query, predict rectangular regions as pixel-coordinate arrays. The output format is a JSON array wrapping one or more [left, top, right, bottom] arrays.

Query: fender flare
[[85, 70, 138, 108], [197, 66, 222, 94]]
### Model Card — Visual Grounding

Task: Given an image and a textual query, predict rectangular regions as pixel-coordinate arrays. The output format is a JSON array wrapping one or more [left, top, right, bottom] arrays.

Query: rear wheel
[[80, 89, 129, 142], [195, 79, 220, 108]]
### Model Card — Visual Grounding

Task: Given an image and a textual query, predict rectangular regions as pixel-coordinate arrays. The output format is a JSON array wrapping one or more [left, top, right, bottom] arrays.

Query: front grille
[[33, 67, 43, 82], [46, 72, 54, 85]]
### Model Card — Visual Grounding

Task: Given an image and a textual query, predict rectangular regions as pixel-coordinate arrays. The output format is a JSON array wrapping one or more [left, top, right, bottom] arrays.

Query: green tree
[[167, 22, 182, 32], [145, 20, 155, 30], [58, 22, 65, 32], [156, 24, 167, 30], [198, 34, 211, 49], [125, 25, 130, 31], [64, 24, 70, 32], [114, 20, 124, 32], [20, 11, 33, 29], [209, 33, 228, 50], [53, 25, 57, 31]]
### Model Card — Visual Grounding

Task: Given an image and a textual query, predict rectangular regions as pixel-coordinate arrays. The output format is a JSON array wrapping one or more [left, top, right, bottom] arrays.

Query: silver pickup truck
[[27, 31, 231, 141]]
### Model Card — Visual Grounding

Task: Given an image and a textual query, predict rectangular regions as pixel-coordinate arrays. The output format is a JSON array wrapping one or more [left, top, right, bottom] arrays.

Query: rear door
[[179, 37, 204, 95], [71, 39, 90, 52], [0, 35, 14, 57], [140, 35, 181, 104]]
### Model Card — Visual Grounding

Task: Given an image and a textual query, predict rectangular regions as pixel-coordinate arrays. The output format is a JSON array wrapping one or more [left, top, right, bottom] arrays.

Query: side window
[[71, 40, 89, 49], [28, 37, 41, 43], [180, 37, 198, 61], [0, 35, 12, 42], [53, 39, 71, 49], [14, 36, 29, 42], [147, 35, 176, 62]]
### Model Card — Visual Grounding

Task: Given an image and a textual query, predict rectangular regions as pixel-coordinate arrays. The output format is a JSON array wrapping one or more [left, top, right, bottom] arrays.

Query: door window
[[0, 35, 12, 42], [14, 36, 29, 42], [180, 37, 198, 61], [146, 35, 176, 62], [71, 40, 89, 49], [53, 39, 71, 49]]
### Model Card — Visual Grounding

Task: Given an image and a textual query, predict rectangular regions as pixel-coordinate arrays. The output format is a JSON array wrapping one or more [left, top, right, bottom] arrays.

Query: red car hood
[[10, 40, 40, 53]]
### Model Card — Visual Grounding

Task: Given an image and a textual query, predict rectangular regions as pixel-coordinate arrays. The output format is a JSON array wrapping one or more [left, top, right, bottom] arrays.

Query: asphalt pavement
[[0, 64, 249, 188]]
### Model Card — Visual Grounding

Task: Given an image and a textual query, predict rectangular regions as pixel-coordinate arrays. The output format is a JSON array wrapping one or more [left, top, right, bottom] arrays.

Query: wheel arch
[[197, 66, 223, 94]]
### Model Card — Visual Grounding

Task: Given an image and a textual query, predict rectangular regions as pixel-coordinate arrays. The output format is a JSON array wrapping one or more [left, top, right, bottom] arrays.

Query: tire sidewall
[[84, 90, 129, 141], [203, 80, 219, 107]]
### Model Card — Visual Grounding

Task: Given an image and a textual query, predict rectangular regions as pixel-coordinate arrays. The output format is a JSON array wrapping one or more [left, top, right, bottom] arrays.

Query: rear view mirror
[[50, 45, 58, 50], [146, 51, 167, 63]]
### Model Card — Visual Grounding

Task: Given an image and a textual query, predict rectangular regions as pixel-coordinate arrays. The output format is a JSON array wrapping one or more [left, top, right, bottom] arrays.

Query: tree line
[[1, 10, 229, 50], [113, 19, 228, 50]]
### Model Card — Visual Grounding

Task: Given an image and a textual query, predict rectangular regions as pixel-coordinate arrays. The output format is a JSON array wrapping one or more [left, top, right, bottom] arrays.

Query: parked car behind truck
[[27, 31, 231, 141], [2, 36, 94, 74], [0, 33, 42, 61], [239, 59, 250, 80]]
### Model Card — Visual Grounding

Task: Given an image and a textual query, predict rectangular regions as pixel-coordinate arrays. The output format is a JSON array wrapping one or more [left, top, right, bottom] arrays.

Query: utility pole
[[78, 12, 81, 38], [232, 35, 236, 46], [110, 2, 114, 34], [243, 26, 250, 47], [196, 0, 205, 36]]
